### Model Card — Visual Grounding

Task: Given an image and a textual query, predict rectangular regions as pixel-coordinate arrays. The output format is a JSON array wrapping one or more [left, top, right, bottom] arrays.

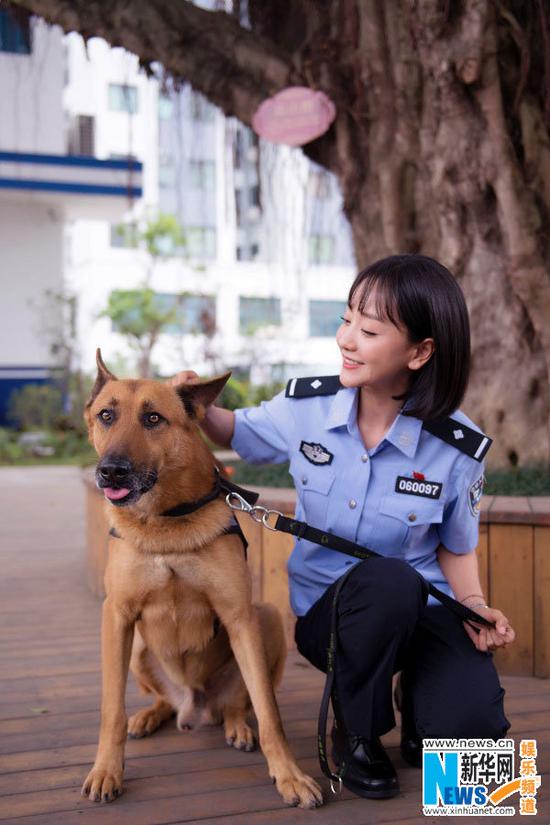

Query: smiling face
[[336, 289, 434, 397]]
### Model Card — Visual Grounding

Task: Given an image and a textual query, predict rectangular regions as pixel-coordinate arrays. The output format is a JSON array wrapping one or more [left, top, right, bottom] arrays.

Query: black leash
[[274, 513, 494, 630], [316, 564, 358, 791], [225, 491, 496, 791]]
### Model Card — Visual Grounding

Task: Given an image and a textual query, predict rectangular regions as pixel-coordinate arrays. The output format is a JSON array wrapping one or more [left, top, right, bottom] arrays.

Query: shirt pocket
[[289, 455, 336, 528], [374, 495, 445, 557]]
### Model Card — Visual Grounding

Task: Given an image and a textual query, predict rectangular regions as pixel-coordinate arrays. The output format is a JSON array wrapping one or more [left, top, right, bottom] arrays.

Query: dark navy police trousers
[[295, 557, 511, 741]]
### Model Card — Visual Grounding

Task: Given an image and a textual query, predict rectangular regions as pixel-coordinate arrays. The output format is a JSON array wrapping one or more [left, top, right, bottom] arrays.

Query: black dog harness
[[107, 469, 257, 636]]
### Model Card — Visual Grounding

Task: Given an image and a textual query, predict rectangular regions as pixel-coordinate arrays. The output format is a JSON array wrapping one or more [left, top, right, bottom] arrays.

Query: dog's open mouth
[[103, 487, 132, 503], [96, 464, 158, 507]]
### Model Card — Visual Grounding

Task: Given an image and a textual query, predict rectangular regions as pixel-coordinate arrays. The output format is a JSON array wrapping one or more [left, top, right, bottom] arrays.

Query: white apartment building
[[0, 9, 355, 423], [0, 13, 142, 424]]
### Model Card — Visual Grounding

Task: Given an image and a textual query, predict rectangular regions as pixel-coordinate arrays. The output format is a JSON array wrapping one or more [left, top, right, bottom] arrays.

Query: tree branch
[[10, 0, 293, 124]]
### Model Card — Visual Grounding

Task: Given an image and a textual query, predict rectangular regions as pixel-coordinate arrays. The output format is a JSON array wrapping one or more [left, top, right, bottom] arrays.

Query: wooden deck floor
[[0, 466, 548, 824]]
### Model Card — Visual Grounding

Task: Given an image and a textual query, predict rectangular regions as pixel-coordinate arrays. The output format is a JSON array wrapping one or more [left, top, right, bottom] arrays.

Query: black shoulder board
[[422, 418, 492, 462], [285, 375, 342, 398]]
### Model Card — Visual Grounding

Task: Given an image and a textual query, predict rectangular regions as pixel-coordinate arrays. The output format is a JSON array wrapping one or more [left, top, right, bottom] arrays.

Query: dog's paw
[[128, 707, 164, 738], [274, 768, 324, 809], [224, 718, 257, 752], [81, 766, 123, 803]]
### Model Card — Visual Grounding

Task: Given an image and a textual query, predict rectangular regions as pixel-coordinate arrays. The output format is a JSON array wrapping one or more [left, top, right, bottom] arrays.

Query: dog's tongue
[[104, 487, 130, 501]]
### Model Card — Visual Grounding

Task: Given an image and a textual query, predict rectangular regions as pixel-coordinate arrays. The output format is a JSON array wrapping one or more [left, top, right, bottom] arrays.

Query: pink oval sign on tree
[[252, 86, 336, 147]]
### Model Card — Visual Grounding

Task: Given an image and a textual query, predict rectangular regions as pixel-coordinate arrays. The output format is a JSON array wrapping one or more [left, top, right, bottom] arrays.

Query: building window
[[309, 234, 335, 265], [109, 153, 139, 163], [234, 130, 244, 168], [308, 169, 331, 199], [189, 160, 215, 191], [159, 157, 175, 189], [0, 9, 31, 54], [186, 227, 216, 261], [67, 115, 95, 156], [309, 300, 347, 337], [154, 293, 216, 335], [158, 92, 173, 120], [250, 185, 261, 208], [236, 243, 261, 262], [235, 190, 244, 225], [108, 83, 138, 114], [190, 92, 215, 122], [110, 223, 138, 249], [239, 297, 281, 334], [110, 291, 215, 335]]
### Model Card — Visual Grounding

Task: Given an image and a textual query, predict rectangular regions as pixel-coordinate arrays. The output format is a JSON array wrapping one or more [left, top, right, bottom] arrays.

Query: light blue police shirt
[[231, 386, 486, 617]]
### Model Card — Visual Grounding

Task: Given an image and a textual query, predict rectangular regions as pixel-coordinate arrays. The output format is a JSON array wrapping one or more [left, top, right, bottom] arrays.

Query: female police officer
[[172, 253, 516, 801]]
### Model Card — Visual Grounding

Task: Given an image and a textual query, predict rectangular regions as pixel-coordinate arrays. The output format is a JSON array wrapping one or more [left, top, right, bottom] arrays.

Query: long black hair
[[348, 254, 470, 421]]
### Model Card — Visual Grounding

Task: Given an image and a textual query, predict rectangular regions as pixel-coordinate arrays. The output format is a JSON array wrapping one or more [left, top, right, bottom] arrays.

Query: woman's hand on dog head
[[166, 370, 200, 387]]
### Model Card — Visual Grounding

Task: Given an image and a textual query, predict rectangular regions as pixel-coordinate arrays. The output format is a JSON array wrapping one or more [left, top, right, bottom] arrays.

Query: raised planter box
[[83, 470, 550, 678]]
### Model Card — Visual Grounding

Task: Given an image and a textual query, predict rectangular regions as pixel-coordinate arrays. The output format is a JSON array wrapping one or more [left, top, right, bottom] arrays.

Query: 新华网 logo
[[422, 737, 541, 816]]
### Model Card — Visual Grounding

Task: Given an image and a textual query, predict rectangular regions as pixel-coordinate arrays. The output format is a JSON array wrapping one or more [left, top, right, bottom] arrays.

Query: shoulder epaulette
[[285, 375, 342, 399], [422, 417, 492, 462]]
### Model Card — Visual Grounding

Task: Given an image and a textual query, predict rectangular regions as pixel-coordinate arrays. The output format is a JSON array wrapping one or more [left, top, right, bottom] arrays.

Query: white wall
[[64, 35, 158, 203], [0, 201, 63, 366], [0, 19, 65, 154]]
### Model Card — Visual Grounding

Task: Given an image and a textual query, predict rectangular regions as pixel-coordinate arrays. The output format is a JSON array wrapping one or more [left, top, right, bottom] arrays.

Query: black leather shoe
[[394, 674, 422, 768], [331, 722, 399, 799]]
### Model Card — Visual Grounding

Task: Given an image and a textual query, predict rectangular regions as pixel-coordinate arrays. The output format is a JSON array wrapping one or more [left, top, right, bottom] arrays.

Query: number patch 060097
[[395, 476, 442, 499]]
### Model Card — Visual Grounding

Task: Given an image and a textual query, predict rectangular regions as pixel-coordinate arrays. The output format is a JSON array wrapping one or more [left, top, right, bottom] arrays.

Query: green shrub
[[219, 378, 249, 411], [249, 381, 285, 405], [218, 379, 285, 411], [7, 384, 64, 430], [484, 466, 550, 496], [44, 430, 94, 460], [0, 428, 24, 462]]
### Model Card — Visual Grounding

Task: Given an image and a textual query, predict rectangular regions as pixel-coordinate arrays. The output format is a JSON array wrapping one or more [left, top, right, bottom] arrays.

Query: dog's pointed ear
[[85, 349, 117, 410], [175, 371, 231, 420]]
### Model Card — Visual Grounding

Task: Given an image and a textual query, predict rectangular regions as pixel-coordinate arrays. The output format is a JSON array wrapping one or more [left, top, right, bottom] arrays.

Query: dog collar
[[160, 468, 259, 518]]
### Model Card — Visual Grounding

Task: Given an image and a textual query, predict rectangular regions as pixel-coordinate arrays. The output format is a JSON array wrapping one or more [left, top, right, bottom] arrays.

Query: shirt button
[[408, 512, 417, 523], [301, 476, 308, 485], [349, 499, 357, 509], [361, 454, 369, 462]]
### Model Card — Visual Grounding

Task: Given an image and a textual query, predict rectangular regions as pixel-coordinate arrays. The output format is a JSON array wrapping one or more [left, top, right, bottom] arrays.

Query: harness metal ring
[[262, 509, 284, 531], [225, 492, 250, 512], [249, 505, 268, 523], [329, 775, 343, 795]]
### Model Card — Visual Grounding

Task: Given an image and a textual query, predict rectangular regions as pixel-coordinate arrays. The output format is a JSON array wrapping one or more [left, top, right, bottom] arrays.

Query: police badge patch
[[468, 474, 485, 516], [299, 441, 334, 465]]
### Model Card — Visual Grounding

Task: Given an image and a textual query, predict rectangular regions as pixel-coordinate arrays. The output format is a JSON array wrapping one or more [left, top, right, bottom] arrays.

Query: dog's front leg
[[82, 599, 134, 803], [224, 608, 323, 809]]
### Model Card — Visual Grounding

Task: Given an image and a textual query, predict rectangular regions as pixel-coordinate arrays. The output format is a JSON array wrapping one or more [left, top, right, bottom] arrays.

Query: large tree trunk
[[11, 0, 550, 467]]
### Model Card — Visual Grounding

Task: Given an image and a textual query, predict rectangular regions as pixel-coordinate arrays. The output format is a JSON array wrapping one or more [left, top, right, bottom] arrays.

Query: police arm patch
[[299, 441, 334, 465], [468, 474, 485, 516]]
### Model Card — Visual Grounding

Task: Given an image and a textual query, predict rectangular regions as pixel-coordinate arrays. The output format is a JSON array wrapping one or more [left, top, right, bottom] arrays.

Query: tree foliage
[[105, 211, 188, 376], [102, 288, 183, 377], [10, 0, 550, 466]]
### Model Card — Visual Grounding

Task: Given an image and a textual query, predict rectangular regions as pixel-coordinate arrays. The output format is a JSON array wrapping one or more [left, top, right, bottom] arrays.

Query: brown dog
[[81, 350, 323, 809]]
